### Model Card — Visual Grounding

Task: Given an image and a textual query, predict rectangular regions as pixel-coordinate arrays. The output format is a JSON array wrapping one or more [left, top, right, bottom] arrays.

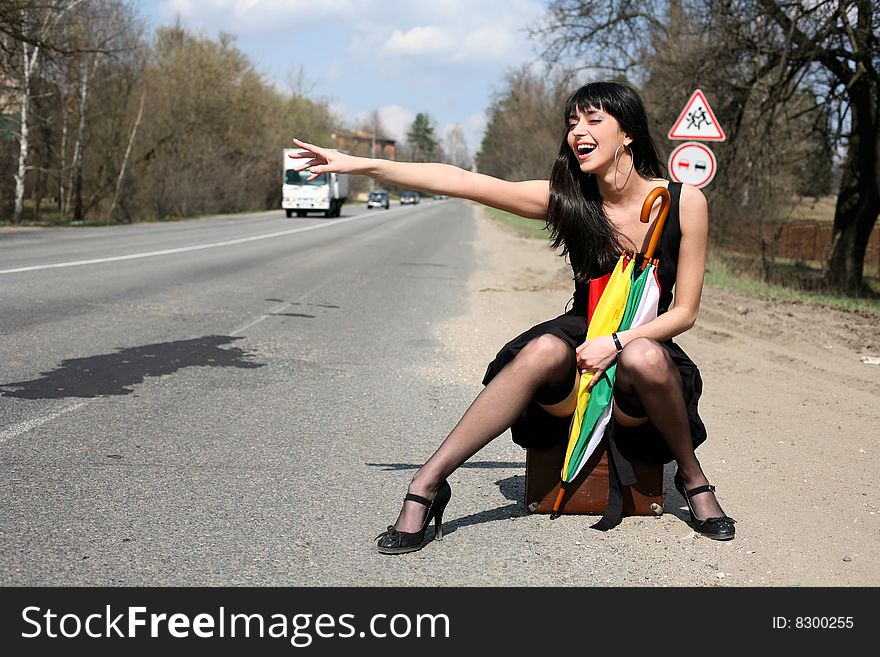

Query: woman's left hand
[[575, 336, 618, 390]]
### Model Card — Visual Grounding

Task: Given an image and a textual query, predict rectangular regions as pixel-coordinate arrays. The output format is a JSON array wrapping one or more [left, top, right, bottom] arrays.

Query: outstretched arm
[[290, 138, 550, 220]]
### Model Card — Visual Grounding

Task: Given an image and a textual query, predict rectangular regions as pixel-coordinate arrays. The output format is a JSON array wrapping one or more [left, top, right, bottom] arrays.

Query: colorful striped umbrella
[[551, 187, 671, 517]]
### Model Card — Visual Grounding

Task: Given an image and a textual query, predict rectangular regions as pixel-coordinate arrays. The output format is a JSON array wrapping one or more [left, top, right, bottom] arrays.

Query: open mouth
[[576, 143, 597, 158]]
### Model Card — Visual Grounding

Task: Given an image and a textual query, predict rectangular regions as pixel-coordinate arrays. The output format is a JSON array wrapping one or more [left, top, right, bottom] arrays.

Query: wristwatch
[[611, 332, 624, 354]]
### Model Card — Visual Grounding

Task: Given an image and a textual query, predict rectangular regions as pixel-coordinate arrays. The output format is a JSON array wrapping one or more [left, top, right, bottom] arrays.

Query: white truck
[[282, 148, 349, 218]]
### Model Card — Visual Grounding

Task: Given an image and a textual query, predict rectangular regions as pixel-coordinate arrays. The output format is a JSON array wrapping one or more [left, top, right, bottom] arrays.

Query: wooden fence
[[775, 221, 880, 271]]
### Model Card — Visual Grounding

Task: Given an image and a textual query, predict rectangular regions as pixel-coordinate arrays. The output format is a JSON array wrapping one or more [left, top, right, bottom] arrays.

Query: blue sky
[[139, 0, 549, 156]]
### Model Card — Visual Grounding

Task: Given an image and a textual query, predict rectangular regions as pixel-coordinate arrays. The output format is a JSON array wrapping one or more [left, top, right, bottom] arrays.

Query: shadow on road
[[365, 467, 531, 536], [368, 464, 691, 536], [0, 335, 263, 400], [417, 476, 529, 539]]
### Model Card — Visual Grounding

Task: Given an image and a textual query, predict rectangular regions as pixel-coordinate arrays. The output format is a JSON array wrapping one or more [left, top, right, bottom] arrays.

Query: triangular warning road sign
[[668, 89, 726, 141]]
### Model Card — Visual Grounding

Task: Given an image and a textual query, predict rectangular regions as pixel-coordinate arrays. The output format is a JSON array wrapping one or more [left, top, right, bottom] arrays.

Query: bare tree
[[354, 110, 391, 157], [752, 0, 879, 294], [1, 0, 144, 224], [105, 88, 144, 222], [7, 2, 83, 223], [128, 26, 340, 219], [444, 124, 472, 170], [2, 12, 339, 225], [533, 0, 879, 295], [477, 64, 574, 181], [63, 1, 141, 221]]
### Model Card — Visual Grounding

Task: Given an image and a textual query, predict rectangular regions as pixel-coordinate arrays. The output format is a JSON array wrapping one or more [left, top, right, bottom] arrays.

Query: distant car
[[400, 191, 420, 205], [367, 190, 390, 209], [434, 194, 448, 200]]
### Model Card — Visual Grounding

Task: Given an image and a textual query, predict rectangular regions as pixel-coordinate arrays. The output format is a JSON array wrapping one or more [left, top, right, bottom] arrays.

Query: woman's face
[[566, 106, 631, 175]]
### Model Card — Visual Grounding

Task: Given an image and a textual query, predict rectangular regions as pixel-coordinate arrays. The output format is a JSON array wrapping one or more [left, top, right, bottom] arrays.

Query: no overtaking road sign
[[668, 142, 717, 189]]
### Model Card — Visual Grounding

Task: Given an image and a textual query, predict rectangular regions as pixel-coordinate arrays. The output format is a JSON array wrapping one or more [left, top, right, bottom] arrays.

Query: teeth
[[577, 144, 596, 154]]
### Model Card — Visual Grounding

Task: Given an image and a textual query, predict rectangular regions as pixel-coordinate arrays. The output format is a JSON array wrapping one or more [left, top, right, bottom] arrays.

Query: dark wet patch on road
[[269, 312, 315, 318], [0, 335, 263, 399]]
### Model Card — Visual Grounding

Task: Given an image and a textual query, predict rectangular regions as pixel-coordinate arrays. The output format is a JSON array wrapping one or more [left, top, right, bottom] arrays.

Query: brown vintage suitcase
[[525, 439, 664, 516]]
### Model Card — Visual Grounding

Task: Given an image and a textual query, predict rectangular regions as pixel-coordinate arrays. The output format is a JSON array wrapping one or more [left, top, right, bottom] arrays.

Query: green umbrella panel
[[560, 259, 653, 483]]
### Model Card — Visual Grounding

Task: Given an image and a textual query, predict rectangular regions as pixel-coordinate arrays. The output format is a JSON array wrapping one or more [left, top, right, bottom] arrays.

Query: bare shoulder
[[678, 184, 708, 228], [678, 183, 708, 212]]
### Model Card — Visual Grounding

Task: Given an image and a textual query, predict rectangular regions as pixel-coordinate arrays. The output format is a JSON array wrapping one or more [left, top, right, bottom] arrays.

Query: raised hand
[[289, 138, 364, 181]]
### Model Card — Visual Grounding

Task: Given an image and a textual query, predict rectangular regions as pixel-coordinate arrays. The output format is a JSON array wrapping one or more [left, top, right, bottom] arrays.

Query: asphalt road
[[1, 200, 486, 585], [6, 199, 876, 592]]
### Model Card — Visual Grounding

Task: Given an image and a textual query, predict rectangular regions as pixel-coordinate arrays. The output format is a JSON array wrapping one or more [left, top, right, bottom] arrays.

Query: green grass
[[482, 203, 879, 315], [483, 206, 551, 240], [705, 260, 880, 315]]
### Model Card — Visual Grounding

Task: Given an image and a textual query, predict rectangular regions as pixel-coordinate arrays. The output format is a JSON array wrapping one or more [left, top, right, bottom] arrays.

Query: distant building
[[334, 129, 396, 160]]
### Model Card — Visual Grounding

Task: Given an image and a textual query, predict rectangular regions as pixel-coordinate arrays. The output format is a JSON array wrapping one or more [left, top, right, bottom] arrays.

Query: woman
[[290, 81, 735, 553]]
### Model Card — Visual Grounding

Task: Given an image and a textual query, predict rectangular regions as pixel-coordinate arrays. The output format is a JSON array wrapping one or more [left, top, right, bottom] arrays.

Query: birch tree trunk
[[106, 89, 145, 223], [59, 84, 69, 216], [12, 39, 40, 225], [66, 53, 98, 223], [10, 1, 85, 224]]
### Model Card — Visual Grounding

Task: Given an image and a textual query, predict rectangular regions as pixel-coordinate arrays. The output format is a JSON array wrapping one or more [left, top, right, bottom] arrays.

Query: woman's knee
[[514, 334, 573, 372], [617, 337, 673, 385]]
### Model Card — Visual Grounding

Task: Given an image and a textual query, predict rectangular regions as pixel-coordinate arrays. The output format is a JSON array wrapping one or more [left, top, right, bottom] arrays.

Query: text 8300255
[[772, 616, 854, 629]]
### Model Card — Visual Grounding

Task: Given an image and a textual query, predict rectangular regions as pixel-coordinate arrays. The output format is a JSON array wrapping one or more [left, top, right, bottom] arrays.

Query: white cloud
[[158, 0, 360, 34], [377, 24, 521, 62], [382, 26, 456, 56], [459, 26, 516, 61], [376, 105, 415, 144], [330, 100, 351, 125], [348, 0, 543, 65], [460, 112, 488, 152], [150, 0, 545, 156], [351, 105, 415, 144], [440, 112, 487, 153]]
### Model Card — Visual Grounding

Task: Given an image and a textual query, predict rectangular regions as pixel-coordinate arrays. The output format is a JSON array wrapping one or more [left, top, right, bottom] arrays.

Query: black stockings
[[393, 335, 726, 531], [614, 338, 725, 520], [393, 335, 575, 532]]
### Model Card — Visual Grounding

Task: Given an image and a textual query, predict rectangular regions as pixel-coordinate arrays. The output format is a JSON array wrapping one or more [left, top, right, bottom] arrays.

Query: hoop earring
[[614, 143, 634, 191]]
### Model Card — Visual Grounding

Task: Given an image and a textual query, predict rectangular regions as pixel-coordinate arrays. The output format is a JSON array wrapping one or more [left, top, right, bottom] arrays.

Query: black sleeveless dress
[[481, 182, 707, 465]]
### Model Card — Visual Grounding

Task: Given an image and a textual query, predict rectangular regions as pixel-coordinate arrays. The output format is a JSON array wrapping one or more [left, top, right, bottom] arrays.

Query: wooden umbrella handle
[[640, 186, 671, 262]]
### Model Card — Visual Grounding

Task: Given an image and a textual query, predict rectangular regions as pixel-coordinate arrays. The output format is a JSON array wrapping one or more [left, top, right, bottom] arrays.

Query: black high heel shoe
[[375, 481, 452, 555], [674, 472, 736, 541]]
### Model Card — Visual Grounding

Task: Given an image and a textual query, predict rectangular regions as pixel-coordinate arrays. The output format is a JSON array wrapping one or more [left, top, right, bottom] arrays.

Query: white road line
[[0, 401, 88, 444], [231, 272, 343, 336], [1, 223, 354, 443], [0, 214, 365, 275], [232, 313, 276, 336]]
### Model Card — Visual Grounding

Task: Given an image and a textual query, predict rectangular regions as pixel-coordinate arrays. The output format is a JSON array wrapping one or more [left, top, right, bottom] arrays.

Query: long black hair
[[546, 81, 666, 281]]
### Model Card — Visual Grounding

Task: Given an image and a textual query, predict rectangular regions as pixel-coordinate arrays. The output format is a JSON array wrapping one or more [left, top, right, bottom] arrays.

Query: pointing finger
[[292, 137, 325, 155]]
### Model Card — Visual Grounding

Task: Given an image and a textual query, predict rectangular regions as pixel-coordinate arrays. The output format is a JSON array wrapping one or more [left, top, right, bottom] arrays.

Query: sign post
[[668, 89, 725, 188]]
